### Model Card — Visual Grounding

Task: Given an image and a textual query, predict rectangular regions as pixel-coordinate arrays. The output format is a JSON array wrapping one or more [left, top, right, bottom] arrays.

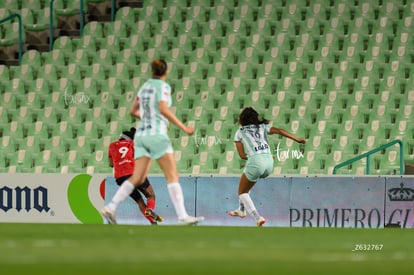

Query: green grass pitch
[[0, 223, 413, 275]]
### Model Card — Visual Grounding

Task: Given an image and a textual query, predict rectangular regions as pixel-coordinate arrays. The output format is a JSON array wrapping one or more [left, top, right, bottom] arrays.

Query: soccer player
[[101, 59, 204, 225], [108, 127, 162, 225], [228, 107, 306, 226]]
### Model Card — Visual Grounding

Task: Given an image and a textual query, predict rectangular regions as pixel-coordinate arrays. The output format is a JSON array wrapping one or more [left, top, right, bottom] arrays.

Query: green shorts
[[134, 134, 173, 160], [244, 154, 274, 182]]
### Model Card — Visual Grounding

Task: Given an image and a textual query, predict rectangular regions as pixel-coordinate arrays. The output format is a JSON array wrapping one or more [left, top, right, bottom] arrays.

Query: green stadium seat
[[75, 77, 99, 97], [115, 6, 137, 24], [62, 63, 82, 81], [67, 49, 90, 70], [73, 35, 98, 53], [120, 34, 145, 53], [33, 7, 57, 32], [100, 77, 123, 99], [82, 21, 104, 38], [42, 49, 67, 68], [36, 64, 60, 82], [11, 64, 35, 83], [84, 63, 106, 80], [86, 149, 110, 174], [116, 48, 140, 66], [0, 0, 18, 10], [54, 0, 87, 19], [99, 34, 121, 52], [103, 20, 128, 38], [174, 149, 193, 174], [107, 63, 131, 80], [0, 21, 26, 48], [0, 64, 10, 82], [53, 36, 73, 51], [21, 49, 42, 65], [91, 49, 114, 70], [124, 77, 141, 94]]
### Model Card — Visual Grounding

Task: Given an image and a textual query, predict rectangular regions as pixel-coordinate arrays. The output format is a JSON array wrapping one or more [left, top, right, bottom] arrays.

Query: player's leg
[[101, 157, 151, 224], [138, 178, 163, 222], [238, 173, 265, 226], [157, 152, 204, 225], [128, 187, 157, 224]]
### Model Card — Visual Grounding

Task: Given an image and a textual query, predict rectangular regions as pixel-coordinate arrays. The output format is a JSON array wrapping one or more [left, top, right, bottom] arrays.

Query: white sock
[[107, 180, 135, 212], [239, 200, 245, 211], [239, 193, 260, 221], [167, 183, 188, 219]]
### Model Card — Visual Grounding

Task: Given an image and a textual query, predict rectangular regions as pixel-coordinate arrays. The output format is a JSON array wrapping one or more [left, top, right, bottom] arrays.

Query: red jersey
[[108, 139, 135, 178]]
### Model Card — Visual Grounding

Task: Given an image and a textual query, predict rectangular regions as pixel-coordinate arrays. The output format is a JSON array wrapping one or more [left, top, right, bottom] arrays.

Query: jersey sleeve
[[264, 124, 272, 134], [159, 83, 171, 103], [234, 128, 242, 142]]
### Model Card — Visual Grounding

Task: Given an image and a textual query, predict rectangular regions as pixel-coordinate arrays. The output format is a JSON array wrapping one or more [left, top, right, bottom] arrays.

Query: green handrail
[[49, 0, 86, 50], [49, 0, 55, 50], [0, 13, 23, 65], [79, 0, 85, 36], [333, 139, 404, 175], [111, 0, 116, 21]]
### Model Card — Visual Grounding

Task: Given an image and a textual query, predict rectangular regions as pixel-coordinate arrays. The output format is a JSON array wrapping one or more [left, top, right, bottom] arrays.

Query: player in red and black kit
[[108, 127, 163, 225]]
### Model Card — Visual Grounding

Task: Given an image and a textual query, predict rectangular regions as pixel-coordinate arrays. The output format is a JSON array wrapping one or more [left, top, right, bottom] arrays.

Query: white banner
[[0, 174, 106, 223]]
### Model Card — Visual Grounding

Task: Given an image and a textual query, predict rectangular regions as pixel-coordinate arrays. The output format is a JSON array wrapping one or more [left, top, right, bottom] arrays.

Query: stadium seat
[[0, 64, 10, 81], [21, 49, 42, 65], [62, 63, 82, 82], [103, 20, 128, 38], [53, 36, 73, 51], [82, 21, 104, 39], [99, 34, 121, 52], [115, 6, 137, 24], [35, 64, 59, 82], [54, 0, 88, 30], [73, 35, 98, 53], [11, 64, 35, 83], [84, 63, 106, 80], [42, 49, 67, 68], [91, 49, 114, 71], [33, 7, 58, 33], [0, 21, 26, 47]]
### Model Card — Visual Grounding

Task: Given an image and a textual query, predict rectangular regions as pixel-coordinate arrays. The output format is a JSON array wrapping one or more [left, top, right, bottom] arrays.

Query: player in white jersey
[[101, 59, 204, 225], [228, 107, 306, 226]]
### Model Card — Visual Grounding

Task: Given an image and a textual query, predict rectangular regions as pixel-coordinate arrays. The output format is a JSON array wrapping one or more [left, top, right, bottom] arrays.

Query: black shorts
[[115, 175, 151, 202]]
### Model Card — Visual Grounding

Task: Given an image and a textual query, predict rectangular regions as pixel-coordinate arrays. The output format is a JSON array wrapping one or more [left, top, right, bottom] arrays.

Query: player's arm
[[159, 100, 194, 135], [109, 157, 114, 167], [269, 127, 306, 144], [235, 141, 248, 160], [130, 97, 140, 118]]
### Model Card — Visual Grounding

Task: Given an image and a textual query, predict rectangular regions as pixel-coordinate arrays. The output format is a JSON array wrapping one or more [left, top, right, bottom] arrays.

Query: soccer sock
[[167, 183, 188, 219], [146, 198, 155, 210], [107, 180, 135, 212], [239, 193, 260, 221], [239, 200, 245, 211]]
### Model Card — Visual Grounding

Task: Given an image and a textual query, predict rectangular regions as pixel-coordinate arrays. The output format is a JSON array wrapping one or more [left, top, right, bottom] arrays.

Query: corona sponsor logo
[[387, 183, 414, 201], [0, 186, 50, 213]]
